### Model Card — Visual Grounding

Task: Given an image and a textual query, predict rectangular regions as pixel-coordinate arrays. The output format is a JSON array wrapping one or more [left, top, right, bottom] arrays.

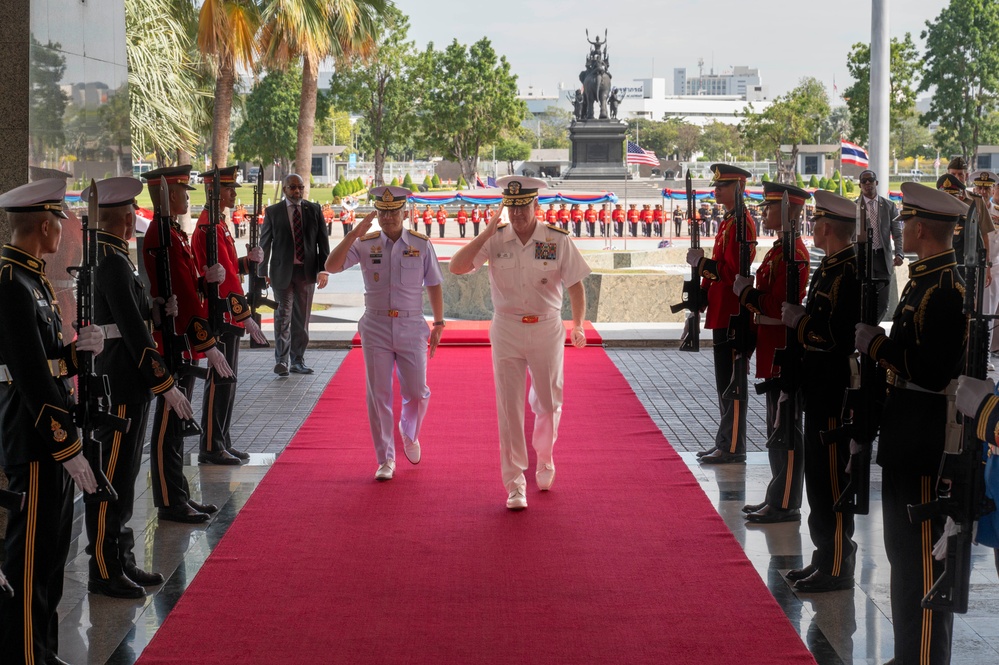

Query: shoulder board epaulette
[[546, 224, 570, 235], [408, 230, 429, 240], [497, 223, 509, 230], [360, 231, 380, 241]]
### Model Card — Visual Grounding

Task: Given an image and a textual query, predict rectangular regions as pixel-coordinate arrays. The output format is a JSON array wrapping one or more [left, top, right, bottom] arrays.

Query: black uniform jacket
[[868, 249, 966, 473], [0, 244, 82, 466], [94, 231, 174, 404]]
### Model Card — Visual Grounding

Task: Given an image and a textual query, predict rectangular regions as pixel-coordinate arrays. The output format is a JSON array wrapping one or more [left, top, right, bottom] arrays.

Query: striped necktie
[[292, 204, 305, 262], [867, 198, 883, 250]]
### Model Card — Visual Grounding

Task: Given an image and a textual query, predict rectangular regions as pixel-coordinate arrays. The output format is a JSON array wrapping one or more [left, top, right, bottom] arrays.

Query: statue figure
[[579, 30, 613, 120], [608, 87, 625, 120]]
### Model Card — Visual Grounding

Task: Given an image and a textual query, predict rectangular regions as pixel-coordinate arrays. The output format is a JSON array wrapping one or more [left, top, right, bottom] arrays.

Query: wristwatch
[[433, 320, 445, 327]]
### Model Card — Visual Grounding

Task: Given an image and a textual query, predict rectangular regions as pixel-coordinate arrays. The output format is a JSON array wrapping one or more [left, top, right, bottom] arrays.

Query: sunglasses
[[860, 178, 876, 184]]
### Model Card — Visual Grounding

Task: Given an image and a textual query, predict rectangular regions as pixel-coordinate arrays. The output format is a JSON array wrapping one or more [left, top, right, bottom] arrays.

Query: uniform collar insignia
[[1, 244, 46, 274], [908, 249, 957, 278]]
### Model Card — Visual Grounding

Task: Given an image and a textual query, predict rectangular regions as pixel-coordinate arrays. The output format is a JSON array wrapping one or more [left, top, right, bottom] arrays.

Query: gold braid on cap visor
[[502, 192, 538, 207], [900, 205, 961, 223], [374, 199, 406, 211]]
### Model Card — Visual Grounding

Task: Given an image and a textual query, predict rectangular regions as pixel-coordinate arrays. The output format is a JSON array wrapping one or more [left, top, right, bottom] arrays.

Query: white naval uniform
[[345, 228, 444, 464], [470, 222, 591, 492], [987, 204, 999, 350]]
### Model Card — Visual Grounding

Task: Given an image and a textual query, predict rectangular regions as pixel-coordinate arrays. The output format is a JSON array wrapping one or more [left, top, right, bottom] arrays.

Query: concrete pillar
[[869, 0, 890, 198], [0, 0, 30, 245]]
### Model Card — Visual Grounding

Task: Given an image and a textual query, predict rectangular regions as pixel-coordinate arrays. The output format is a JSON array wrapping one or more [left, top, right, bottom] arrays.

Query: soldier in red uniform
[[557, 203, 571, 231], [640, 204, 653, 237], [569, 203, 582, 237], [612, 204, 625, 237], [627, 204, 639, 237], [733, 182, 810, 522], [653, 204, 664, 237], [422, 205, 433, 236], [471, 204, 481, 236], [436, 205, 447, 238], [598, 204, 608, 236], [686, 164, 758, 464], [534, 202, 546, 223], [478, 205, 490, 236], [546, 203, 558, 226], [322, 203, 334, 235], [456, 204, 468, 238], [192, 166, 269, 466], [585, 204, 597, 237], [141, 165, 234, 523]]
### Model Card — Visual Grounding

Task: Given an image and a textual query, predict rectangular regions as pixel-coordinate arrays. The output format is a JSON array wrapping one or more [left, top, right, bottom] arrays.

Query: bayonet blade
[[87, 178, 98, 224], [159, 177, 170, 218]]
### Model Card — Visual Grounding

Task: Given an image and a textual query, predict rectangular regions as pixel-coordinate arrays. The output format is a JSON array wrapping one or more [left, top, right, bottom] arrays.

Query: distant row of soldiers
[[680, 161, 999, 665], [0, 164, 266, 663]]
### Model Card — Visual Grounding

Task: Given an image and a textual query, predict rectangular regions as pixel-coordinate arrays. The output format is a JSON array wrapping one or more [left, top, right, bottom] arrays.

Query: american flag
[[627, 141, 659, 166]]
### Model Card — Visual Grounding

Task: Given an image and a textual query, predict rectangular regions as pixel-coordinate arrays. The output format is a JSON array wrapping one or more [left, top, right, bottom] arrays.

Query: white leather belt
[[367, 309, 424, 318], [757, 315, 782, 326], [889, 374, 957, 396], [495, 311, 561, 324], [0, 359, 65, 382], [101, 324, 122, 339]]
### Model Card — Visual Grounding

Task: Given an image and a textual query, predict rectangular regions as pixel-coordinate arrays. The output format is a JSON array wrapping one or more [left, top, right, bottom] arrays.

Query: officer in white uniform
[[449, 176, 590, 510], [970, 171, 999, 365], [326, 186, 444, 481]]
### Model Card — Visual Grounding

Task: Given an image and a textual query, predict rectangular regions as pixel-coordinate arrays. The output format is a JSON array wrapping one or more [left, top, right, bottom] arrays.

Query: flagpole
[[839, 135, 844, 197]]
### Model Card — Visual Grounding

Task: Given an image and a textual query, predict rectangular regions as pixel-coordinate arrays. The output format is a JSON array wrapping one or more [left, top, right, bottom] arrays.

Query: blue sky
[[399, 0, 949, 102]]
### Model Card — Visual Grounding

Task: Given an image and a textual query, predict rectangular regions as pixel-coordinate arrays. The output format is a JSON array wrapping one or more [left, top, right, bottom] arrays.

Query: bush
[[760, 173, 770, 182], [832, 169, 841, 182], [332, 183, 344, 198], [403, 173, 413, 187], [457, 176, 467, 190], [825, 179, 838, 191], [809, 175, 820, 188], [844, 179, 855, 193], [390, 177, 400, 187], [422, 175, 433, 190], [431, 174, 442, 188], [409, 182, 420, 193], [795, 173, 805, 188]]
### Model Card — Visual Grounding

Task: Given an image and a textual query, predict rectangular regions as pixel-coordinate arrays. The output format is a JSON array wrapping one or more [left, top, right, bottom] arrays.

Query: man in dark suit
[[856, 169, 903, 320], [258, 174, 330, 376]]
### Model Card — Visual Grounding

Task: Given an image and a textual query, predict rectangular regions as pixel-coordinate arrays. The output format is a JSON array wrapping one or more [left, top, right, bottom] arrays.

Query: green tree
[[843, 33, 921, 146], [832, 169, 841, 182], [699, 121, 743, 161], [314, 104, 353, 148], [811, 175, 821, 188], [796, 172, 805, 187], [422, 174, 432, 189], [674, 120, 702, 161], [457, 175, 467, 189], [535, 105, 572, 149], [402, 173, 413, 187], [761, 172, 770, 182], [494, 137, 532, 175], [741, 77, 830, 183], [920, 0, 999, 163], [625, 118, 678, 158], [29, 37, 70, 163], [232, 68, 301, 171], [328, 7, 418, 186], [891, 115, 934, 159], [99, 83, 131, 173], [431, 173, 441, 188], [818, 105, 853, 145], [415, 37, 526, 182]]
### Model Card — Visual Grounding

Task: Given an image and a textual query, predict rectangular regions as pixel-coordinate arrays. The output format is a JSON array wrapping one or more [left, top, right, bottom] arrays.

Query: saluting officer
[[0, 179, 102, 665], [687, 164, 758, 464], [325, 186, 444, 480], [82, 177, 196, 599], [732, 182, 810, 523], [855, 183, 968, 664], [781, 190, 862, 592], [142, 165, 234, 524], [192, 166, 269, 465]]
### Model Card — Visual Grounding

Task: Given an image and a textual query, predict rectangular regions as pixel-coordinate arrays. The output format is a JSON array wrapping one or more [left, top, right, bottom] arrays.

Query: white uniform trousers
[[489, 314, 564, 492], [358, 313, 431, 464]]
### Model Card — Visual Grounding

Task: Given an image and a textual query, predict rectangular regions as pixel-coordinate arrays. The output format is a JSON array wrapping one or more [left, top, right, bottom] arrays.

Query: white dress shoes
[[536, 463, 556, 491], [399, 421, 421, 464], [506, 486, 528, 510], [375, 459, 396, 481]]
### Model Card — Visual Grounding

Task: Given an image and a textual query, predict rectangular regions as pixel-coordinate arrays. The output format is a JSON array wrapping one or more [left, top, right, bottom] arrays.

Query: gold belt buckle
[[522, 315, 539, 324], [388, 310, 399, 317]]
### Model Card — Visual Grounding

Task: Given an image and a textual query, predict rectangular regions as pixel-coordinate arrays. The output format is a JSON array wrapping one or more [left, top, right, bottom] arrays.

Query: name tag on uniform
[[37, 298, 48, 307], [535, 242, 557, 260], [496, 251, 512, 259], [370, 244, 383, 264]]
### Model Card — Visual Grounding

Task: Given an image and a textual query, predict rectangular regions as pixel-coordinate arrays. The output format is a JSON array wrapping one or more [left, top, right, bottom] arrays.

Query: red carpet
[[350, 320, 603, 347], [136, 348, 814, 664]]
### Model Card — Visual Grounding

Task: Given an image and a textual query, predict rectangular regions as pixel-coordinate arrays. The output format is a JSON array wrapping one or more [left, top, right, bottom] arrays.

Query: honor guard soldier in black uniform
[[82, 177, 196, 599], [0, 179, 102, 665], [781, 190, 862, 592], [855, 183, 969, 664]]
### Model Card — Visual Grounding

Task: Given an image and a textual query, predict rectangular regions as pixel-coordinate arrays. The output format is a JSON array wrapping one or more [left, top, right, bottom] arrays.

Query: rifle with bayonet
[[202, 170, 239, 384], [906, 200, 995, 614], [69, 179, 127, 504], [247, 165, 275, 348], [671, 170, 702, 351], [722, 185, 755, 401], [822, 198, 879, 514]]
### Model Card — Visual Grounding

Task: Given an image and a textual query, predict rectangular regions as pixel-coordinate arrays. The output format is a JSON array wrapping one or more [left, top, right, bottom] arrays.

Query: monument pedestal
[[562, 119, 630, 180]]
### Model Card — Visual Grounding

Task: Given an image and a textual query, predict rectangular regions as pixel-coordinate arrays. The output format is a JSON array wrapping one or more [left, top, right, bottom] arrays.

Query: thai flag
[[487, 176, 496, 187], [476, 174, 486, 188], [841, 140, 869, 168]]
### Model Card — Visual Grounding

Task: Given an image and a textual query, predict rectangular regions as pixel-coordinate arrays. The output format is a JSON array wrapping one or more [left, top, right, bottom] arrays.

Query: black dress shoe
[[742, 501, 766, 514], [699, 450, 747, 464], [227, 447, 250, 460], [158, 504, 210, 524], [188, 499, 218, 514], [785, 564, 817, 582], [274, 363, 289, 377], [695, 448, 715, 458], [794, 570, 854, 593], [198, 450, 242, 465], [289, 362, 314, 374], [746, 506, 800, 524], [125, 567, 164, 587], [88, 573, 146, 599]]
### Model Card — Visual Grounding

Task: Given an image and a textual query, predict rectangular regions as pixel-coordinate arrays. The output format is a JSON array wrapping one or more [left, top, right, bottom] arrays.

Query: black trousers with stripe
[[802, 402, 856, 577], [882, 467, 953, 664], [150, 371, 197, 508], [763, 388, 804, 510], [711, 328, 747, 455], [200, 332, 240, 454], [0, 459, 74, 665], [85, 400, 151, 580]]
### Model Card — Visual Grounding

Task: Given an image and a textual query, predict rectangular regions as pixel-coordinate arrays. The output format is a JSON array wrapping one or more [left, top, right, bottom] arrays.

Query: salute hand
[[354, 211, 376, 237]]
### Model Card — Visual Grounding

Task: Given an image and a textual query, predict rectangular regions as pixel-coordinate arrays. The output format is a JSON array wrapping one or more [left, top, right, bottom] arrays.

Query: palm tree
[[196, 0, 260, 167], [259, 0, 385, 195]]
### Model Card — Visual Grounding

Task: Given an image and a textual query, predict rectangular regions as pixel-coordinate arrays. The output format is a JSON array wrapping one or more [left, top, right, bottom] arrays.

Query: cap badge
[[509, 181, 521, 194], [382, 191, 393, 202]]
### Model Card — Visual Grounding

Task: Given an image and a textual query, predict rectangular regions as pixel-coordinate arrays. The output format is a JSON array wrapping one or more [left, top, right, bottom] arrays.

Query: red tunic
[[585, 209, 597, 223], [612, 209, 625, 223], [570, 209, 583, 222], [457, 211, 468, 225], [192, 210, 252, 330], [436, 210, 447, 225], [557, 209, 571, 223], [653, 209, 664, 223], [535, 207, 546, 222], [699, 211, 758, 329], [598, 209, 608, 223], [423, 210, 433, 223], [546, 209, 557, 223], [627, 209, 639, 223], [641, 209, 653, 223]]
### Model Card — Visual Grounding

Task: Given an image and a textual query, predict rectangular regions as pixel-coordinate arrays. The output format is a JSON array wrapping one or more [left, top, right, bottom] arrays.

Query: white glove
[[62, 454, 97, 494], [243, 316, 268, 346], [781, 302, 806, 328], [570, 325, 586, 349], [932, 517, 959, 561], [247, 246, 264, 263], [685, 247, 704, 268], [855, 323, 885, 355], [956, 375, 995, 417], [204, 346, 234, 378], [205, 263, 226, 284], [75, 324, 104, 355], [162, 386, 194, 421], [732, 274, 753, 297], [164, 294, 178, 318]]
